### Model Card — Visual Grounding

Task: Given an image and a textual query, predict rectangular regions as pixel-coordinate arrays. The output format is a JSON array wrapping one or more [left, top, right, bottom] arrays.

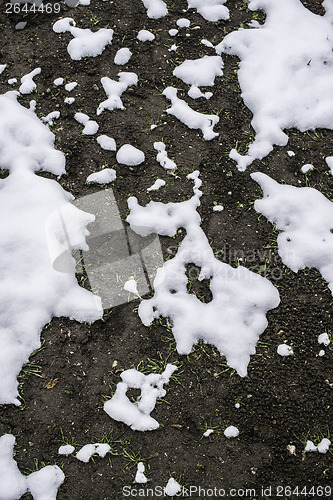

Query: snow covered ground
[[0, 0, 332, 498]]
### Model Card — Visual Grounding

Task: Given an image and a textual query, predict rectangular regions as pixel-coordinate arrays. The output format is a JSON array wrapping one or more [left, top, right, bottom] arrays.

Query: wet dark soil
[[0, 1, 332, 499]]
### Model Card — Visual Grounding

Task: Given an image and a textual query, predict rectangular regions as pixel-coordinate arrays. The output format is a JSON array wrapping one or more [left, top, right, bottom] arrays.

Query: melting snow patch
[[0, 434, 65, 499], [154, 142, 177, 170], [97, 72, 138, 115], [58, 444, 75, 455], [53, 77, 63, 86], [201, 39, 214, 48], [203, 429, 214, 437], [187, 0, 229, 22], [169, 44, 178, 52], [301, 164, 314, 174], [277, 344, 293, 357], [137, 29, 155, 42], [0, 64, 6, 75], [64, 97, 75, 105], [74, 112, 99, 135], [287, 150, 295, 157], [141, 0, 168, 19], [217, 0, 333, 171], [177, 18, 190, 28], [116, 144, 145, 166], [76, 443, 110, 463], [147, 179, 166, 192], [124, 278, 140, 296], [164, 478, 182, 497], [169, 29, 179, 36], [135, 462, 148, 484], [53, 17, 113, 60], [86, 168, 116, 184], [251, 172, 333, 295], [127, 171, 280, 377], [224, 426, 239, 438], [19, 67, 41, 94], [8, 78, 17, 85], [173, 55, 223, 100], [114, 47, 132, 65], [213, 204, 224, 212], [97, 135, 117, 151], [305, 438, 331, 454], [104, 364, 177, 431], [0, 92, 102, 404], [163, 87, 219, 140]]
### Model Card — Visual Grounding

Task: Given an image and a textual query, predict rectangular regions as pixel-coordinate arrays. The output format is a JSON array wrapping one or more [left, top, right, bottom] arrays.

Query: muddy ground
[[0, 0, 332, 499]]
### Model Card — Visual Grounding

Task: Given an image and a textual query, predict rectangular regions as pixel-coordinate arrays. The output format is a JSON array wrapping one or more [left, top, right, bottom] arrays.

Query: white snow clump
[[58, 445, 75, 455], [116, 144, 145, 166], [140, 0, 168, 19], [147, 179, 166, 192], [173, 55, 223, 100], [97, 135, 116, 150], [224, 425, 239, 438], [318, 332, 330, 346], [104, 364, 177, 431], [86, 168, 116, 184], [252, 172, 333, 295], [19, 67, 41, 94], [187, 0, 229, 22], [277, 344, 294, 357], [114, 47, 132, 65], [97, 72, 138, 115], [164, 478, 182, 496], [305, 438, 331, 454], [137, 29, 155, 42], [76, 443, 110, 463], [154, 142, 177, 170], [135, 462, 147, 484], [74, 112, 99, 135]]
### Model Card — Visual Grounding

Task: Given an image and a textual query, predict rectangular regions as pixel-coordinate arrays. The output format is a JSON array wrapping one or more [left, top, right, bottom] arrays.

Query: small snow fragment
[[177, 18, 190, 28], [325, 157, 333, 175], [116, 144, 145, 166], [165, 478, 181, 496], [124, 278, 140, 296], [41, 111, 60, 127], [65, 81, 77, 92], [58, 445, 75, 455], [29, 100, 36, 112], [317, 438, 331, 454], [8, 78, 17, 85], [97, 72, 138, 115], [318, 350, 325, 357], [97, 135, 116, 151], [15, 22, 27, 31], [287, 150, 295, 157], [54, 77, 64, 86], [154, 142, 177, 170], [19, 67, 41, 94], [137, 29, 155, 41], [301, 164, 314, 174], [114, 48, 132, 65], [168, 44, 178, 52], [147, 179, 166, 192], [277, 344, 293, 357], [213, 205, 223, 212], [0, 64, 6, 75], [76, 443, 110, 463], [64, 97, 75, 105], [150, 124, 157, 130], [224, 425, 239, 438], [188, 0, 229, 22], [141, 0, 168, 19], [203, 429, 214, 437], [86, 168, 116, 185], [135, 462, 147, 484], [169, 29, 179, 36], [235, 402, 240, 409], [305, 440, 317, 452], [74, 112, 98, 135], [201, 39, 214, 48], [318, 332, 330, 346]]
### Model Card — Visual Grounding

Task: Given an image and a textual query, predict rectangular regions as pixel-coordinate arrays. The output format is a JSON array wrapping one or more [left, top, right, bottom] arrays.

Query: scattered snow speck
[[116, 144, 145, 166], [65, 81, 77, 91], [305, 438, 331, 454], [64, 97, 75, 105], [235, 402, 240, 409], [97, 135, 116, 151], [168, 44, 178, 52], [318, 349, 325, 357], [301, 164, 314, 174], [58, 445, 75, 455], [19, 67, 41, 94], [213, 205, 224, 212], [86, 168, 116, 185], [147, 179, 166, 192], [0, 64, 6, 75], [76, 443, 110, 463], [177, 18, 190, 28], [114, 47, 132, 65], [164, 478, 182, 497], [287, 150, 295, 157], [201, 39, 214, 48], [224, 426, 239, 438], [277, 344, 294, 357], [137, 29, 155, 42], [203, 429, 214, 437], [318, 332, 330, 346], [169, 29, 179, 36], [53, 77, 64, 86], [135, 462, 147, 484], [8, 78, 17, 85]]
